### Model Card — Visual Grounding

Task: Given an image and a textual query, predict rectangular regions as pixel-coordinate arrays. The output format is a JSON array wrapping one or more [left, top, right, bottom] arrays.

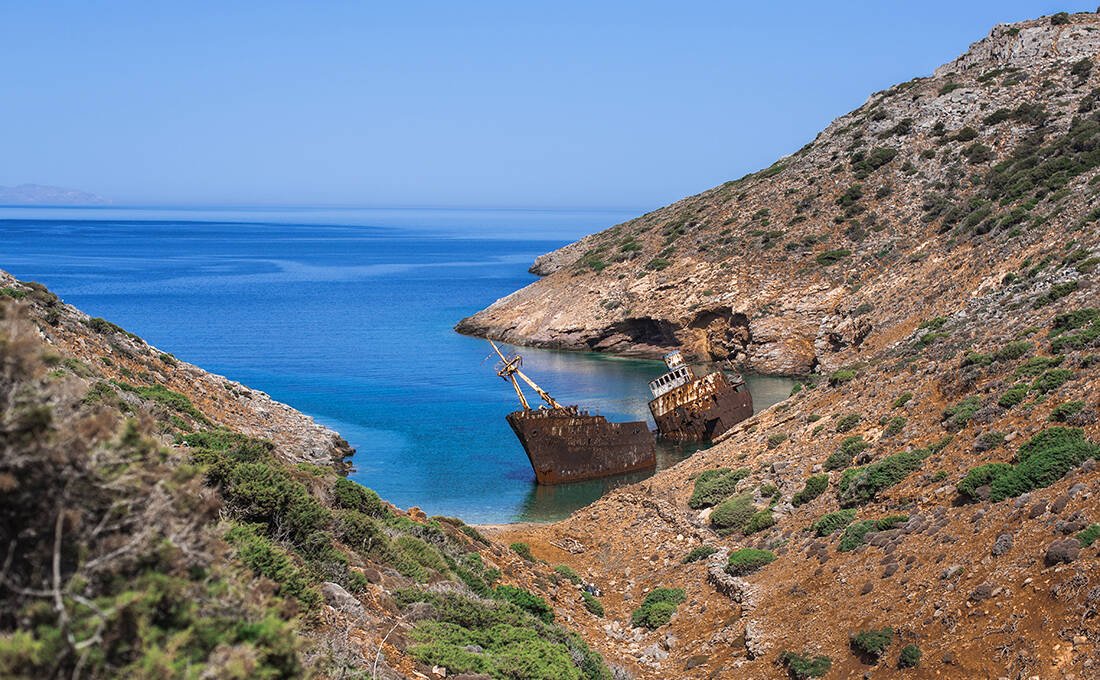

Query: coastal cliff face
[[459, 13, 1100, 376]]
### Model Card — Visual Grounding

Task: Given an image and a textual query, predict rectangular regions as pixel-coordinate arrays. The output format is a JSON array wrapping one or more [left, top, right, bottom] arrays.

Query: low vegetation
[[960, 427, 1100, 501], [725, 548, 777, 575], [780, 651, 832, 679], [630, 588, 686, 629], [690, 467, 750, 508], [791, 474, 829, 507], [852, 627, 894, 659]]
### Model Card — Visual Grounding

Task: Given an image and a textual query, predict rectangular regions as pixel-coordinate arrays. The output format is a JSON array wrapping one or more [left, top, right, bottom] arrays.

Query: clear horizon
[[4, 1, 1091, 212]]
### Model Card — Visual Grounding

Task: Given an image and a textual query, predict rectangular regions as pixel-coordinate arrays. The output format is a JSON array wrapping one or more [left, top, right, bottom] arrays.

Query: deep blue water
[[0, 206, 793, 523]]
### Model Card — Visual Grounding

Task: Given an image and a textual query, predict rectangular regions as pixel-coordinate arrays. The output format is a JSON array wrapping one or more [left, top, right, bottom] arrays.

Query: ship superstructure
[[647, 351, 753, 441]]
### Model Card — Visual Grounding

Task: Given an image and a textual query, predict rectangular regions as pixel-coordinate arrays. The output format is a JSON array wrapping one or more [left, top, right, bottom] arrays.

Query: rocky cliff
[[458, 12, 1100, 376]]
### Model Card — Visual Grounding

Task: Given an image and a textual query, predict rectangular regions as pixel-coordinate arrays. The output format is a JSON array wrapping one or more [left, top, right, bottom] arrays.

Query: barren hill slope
[[459, 12, 1100, 377]]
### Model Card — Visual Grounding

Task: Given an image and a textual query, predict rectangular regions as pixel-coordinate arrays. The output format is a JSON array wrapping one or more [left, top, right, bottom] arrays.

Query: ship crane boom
[[489, 341, 563, 410]]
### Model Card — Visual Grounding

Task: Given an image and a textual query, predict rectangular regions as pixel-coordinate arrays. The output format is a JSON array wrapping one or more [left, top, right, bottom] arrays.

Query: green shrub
[[1051, 400, 1086, 421], [989, 427, 1100, 501], [759, 483, 779, 498], [710, 492, 755, 534], [396, 535, 449, 574], [998, 383, 1030, 408], [994, 340, 1032, 362], [689, 467, 750, 508], [631, 588, 686, 628], [780, 651, 832, 679], [835, 413, 861, 432], [929, 436, 953, 454], [957, 462, 1013, 500], [409, 642, 489, 675], [962, 351, 991, 367], [838, 520, 877, 552], [510, 542, 534, 561], [555, 564, 582, 584], [792, 475, 829, 507], [495, 585, 554, 623], [813, 509, 857, 536], [725, 548, 776, 575], [83, 316, 142, 341], [837, 450, 924, 507], [898, 644, 922, 668], [1015, 356, 1064, 377], [767, 432, 788, 448], [112, 380, 209, 424], [330, 478, 391, 518], [829, 369, 857, 386], [825, 436, 869, 471], [852, 627, 894, 658], [835, 515, 906, 551], [817, 249, 852, 266], [884, 416, 907, 436], [978, 431, 1007, 449], [1051, 317, 1100, 353], [1032, 368, 1074, 393], [917, 330, 949, 347], [876, 514, 908, 530], [1050, 308, 1099, 335], [836, 184, 864, 207], [1076, 523, 1100, 547], [942, 396, 981, 431], [225, 523, 321, 610], [1034, 281, 1079, 309], [682, 545, 718, 564], [892, 392, 913, 408], [581, 592, 604, 617], [744, 509, 776, 535], [460, 524, 490, 545], [1052, 12, 1071, 26], [850, 147, 898, 179]]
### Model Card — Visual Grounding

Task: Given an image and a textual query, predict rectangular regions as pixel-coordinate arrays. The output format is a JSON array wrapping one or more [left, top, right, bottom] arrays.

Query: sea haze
[[0, 206, 794, 523]]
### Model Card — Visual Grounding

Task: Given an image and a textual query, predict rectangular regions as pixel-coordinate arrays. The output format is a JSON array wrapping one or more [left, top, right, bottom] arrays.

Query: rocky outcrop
[[529, 233, 599, 275]]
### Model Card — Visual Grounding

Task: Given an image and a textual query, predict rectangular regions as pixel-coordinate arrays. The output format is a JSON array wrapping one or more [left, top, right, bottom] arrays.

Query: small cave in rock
[[589, 316, 682, 355]]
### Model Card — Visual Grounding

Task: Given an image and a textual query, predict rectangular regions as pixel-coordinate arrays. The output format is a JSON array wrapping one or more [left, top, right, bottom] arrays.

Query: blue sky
[[2, 2, 1091, 208]]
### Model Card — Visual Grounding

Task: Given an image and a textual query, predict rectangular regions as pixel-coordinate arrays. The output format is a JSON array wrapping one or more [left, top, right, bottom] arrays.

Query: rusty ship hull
[[648, 370, 753, 442], [506, 408, 656, 485]]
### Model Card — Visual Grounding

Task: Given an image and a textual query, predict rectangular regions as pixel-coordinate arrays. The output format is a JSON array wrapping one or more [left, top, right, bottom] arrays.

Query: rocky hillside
[[0, 272, 625, 680], [458, 11, 1100, 376], [457, 11, 1100, 679]]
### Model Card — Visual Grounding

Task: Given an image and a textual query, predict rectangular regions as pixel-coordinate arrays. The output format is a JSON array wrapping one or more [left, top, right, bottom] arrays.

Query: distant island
[[0, 183, 108, 205]]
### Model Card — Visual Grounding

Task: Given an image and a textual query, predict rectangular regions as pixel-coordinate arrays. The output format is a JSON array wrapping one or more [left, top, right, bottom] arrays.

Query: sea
[[0, 206, 795, 523]]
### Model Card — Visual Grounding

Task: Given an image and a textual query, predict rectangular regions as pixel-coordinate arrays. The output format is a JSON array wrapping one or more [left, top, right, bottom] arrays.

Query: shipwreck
[[647, 351, 753, 441], [489, 341, 656, 485]]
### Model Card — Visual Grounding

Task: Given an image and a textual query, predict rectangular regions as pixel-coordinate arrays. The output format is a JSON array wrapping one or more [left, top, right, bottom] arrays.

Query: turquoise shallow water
[[0, 206, 794, 522]]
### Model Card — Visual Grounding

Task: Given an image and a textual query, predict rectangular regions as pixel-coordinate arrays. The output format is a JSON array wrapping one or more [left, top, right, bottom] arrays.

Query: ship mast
[[490, 341, 563, 410]]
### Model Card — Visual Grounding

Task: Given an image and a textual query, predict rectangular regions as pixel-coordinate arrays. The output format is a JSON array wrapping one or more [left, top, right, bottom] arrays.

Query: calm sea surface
[[0, 206, 794, 522]]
